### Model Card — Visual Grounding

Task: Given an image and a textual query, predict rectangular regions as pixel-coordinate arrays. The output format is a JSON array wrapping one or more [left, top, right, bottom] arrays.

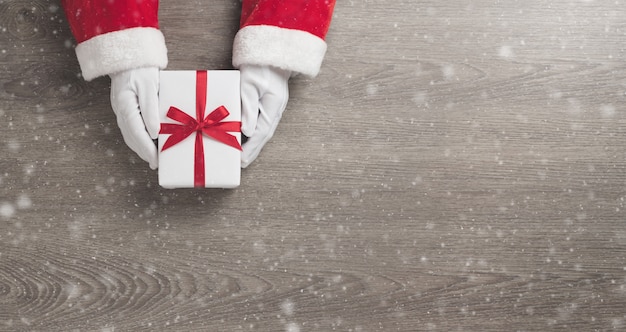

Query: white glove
[[109, 67, 160, 170], [240, 65, 291, 168]]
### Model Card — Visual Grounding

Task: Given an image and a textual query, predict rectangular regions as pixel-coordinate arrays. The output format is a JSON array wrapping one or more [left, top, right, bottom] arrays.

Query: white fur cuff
[[75, 27, 168, 81], [233, 25, 327, 77]]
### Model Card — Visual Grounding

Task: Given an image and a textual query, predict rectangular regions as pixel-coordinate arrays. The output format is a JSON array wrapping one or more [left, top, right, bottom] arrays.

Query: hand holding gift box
[[61, 1, 334, 171], [158, 70, 242, 189]]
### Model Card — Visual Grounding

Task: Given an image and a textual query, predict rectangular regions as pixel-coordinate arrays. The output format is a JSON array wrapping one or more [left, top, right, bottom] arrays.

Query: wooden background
[[1, 0, 625, 331]]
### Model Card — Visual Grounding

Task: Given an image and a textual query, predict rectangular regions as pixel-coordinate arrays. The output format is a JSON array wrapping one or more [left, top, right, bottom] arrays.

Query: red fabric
[[62, 0, 334, 44], [61, 0, 159, 43], [240, 0, 335, 39]]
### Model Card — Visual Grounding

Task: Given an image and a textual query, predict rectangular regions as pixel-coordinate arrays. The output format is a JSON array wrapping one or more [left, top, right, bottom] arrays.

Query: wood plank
[[1, 0, 625, 330]]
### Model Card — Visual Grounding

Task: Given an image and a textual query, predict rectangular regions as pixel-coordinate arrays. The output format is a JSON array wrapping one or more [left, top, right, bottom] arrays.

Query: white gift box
[[158, 70, 241, 189]]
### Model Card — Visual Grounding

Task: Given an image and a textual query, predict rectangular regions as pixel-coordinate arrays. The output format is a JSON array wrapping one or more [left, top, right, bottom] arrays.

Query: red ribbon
[[160, 71, 242, 187]]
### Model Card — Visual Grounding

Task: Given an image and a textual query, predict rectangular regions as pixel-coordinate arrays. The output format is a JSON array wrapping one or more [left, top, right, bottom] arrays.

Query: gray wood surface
[[1, 0, 626, 331]]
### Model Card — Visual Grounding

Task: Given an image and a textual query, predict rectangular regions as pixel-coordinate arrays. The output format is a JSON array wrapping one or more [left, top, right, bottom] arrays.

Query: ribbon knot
[[159, 71, 241, 187]]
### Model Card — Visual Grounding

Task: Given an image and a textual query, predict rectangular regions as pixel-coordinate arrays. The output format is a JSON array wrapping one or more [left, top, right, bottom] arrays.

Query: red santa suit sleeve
[[233, 0, 336, 77], [61, 0, 168, 81], [61, 0, 334, 81]]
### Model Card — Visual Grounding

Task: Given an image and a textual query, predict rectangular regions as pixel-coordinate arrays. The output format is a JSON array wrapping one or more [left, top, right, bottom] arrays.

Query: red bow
[[160, 71, 242, 187]]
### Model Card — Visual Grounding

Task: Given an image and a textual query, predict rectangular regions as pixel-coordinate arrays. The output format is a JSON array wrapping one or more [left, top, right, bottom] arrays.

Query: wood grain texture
[[1, 0, 626, 331]]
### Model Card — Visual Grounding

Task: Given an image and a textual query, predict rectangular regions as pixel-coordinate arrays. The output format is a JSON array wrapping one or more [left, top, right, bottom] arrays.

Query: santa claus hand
[[110, 67, 160, 170], [240, 65, 291, 168]]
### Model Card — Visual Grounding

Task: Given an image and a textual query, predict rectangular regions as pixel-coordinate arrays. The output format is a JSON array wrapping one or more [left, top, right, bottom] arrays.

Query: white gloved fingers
[[240, 78, 261, 137], [110, 86, 137, 116], [135, 68, 160, 139], [116, 107, 159, 170], [241, 77, 289, 168], [110, 67, 160, 169], [240, 66, 264, 137], [110, 73, 131, 116], [241, 104, 278, 168]]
